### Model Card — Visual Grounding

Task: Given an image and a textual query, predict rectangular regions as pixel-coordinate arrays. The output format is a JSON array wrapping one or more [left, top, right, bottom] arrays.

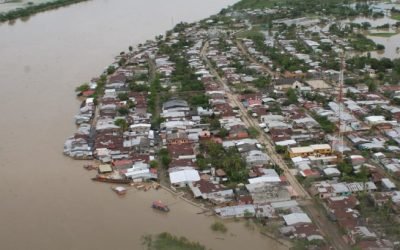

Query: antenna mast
[[337, 53, 345, 156]]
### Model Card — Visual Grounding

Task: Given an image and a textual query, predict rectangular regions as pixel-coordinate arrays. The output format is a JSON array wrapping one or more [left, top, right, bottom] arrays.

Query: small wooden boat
[[92, 176, 131, 184], [83, 164, 96, 170], [112, 186, 127, 195], [152, 200, 170, 212]]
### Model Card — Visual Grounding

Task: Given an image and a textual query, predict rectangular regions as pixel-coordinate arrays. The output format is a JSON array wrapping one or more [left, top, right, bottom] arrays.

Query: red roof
[[82, 90, 95, 97], [113, 159, 133, 167]]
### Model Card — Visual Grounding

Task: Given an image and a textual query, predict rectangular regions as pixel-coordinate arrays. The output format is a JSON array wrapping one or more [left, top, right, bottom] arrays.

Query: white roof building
[[169, 169, 200, 185], [283, 213, 312, 226]]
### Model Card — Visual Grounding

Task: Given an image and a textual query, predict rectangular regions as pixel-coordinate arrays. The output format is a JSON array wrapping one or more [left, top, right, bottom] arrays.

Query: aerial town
[[64, 1, 400, 249]]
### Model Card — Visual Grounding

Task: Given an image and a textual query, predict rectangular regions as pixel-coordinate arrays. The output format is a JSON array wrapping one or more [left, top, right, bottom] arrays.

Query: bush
[[75, 83, 89, 92], [210, 221, 227, 233]]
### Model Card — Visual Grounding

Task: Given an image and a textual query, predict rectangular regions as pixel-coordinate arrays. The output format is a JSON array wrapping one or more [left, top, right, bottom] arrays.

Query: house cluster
[[309, 180, 399, 249], [65, 42, 162, 182], [64, 4, 400, 248]]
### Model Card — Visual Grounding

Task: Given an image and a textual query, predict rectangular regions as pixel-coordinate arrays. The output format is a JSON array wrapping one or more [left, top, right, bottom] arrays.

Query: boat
[[83, 164, 96, 170], [152, 200, 170, 212], [91, 176, 131, 184], [112, 186, 127, 195]]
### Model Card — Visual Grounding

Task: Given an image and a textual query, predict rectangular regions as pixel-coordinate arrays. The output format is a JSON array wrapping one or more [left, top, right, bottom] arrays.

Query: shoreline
[[0, 0, 90, 23]]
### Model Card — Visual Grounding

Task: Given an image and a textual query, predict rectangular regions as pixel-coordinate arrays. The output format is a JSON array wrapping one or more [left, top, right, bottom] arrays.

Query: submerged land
[[64, 0, 400, 249]]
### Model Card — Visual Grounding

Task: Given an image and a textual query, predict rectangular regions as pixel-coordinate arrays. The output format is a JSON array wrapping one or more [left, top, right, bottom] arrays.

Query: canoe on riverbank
[[92, 176, 131, 184]]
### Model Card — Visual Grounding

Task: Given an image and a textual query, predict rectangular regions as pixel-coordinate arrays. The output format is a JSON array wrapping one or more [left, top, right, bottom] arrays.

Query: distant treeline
[[0, 0, 90, 23]]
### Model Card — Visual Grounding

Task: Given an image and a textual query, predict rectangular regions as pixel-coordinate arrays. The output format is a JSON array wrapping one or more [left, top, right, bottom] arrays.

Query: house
[[245, 150, 270, 167], [166, 132, 189, 145], [381, 178, 396, 191], [162, 99, 189, 112], [215, 204, 255, 218], [190, 179, 233, 203], [274, 78, 303, 90], [169, 169, 200, 187], [98, 164, 113, 174], [246, 182, 291, 203], [283, 213, 312, 226]]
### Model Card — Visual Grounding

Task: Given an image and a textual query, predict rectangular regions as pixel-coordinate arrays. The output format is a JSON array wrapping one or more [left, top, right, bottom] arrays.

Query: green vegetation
[[158, 32, 204, 92], [188, 94, 210, 108], [349, 34, 376, 52], [158, 148, 171, 168], [275, 145, 287, 154], [117, 107, 129, 116], [233, 0, 276, 9], [391, 8, 400, 21], [106, 66, 116, 75], [312, 114, 335, 133], [114, 119, 129, 131], [210, 221, 228, 233], [369, 32, 397, 37], [254, 75, 271, 89], [218, 127, 229, 139], [75, 83, 89, 93], [358, 194, 400, 241], [142, 232, 206, 250], [284, 88, 298, 106], [346, 56, 393, 73], [291, 239, 326, 250], [117, 92, 129, 101], [149, 160, 159, 169], [248, 126, 260, 138], [234, 0, 361, 19], [0, 0, 90, 23], [201, 142, 248, 183]]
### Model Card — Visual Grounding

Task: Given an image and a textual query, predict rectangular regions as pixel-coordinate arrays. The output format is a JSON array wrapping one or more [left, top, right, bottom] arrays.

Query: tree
[[285, 88, 298, 105], [367, 81, 377, 92], [117, 92, 129, 101], [254, 75, 271, 89], [161, 155, 171, 167], [376, 44, 385, 50], [149, 160, 159, 169], [75, 83, 89, 92], [337, 161, 353, 176], [128, 46, 133, 52], [158, 148, 171, 168], [117, 107, 129, 116], [218, 128, 229, 138], [114, 119, 129, 131], [106, 66, 116, 75], [248, 127, 260, 138], [275, 145, 287, 154]]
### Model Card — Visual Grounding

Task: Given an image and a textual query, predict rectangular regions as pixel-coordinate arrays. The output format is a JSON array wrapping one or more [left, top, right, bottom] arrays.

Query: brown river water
[[0, 0, 288, 249]]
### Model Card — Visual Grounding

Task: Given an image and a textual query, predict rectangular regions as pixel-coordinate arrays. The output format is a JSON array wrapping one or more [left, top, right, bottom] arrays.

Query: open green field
[[369, 32, 398, 37]]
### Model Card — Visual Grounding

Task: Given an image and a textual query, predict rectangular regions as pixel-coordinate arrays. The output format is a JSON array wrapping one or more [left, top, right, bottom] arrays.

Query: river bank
[[0, 0, 90, 22]]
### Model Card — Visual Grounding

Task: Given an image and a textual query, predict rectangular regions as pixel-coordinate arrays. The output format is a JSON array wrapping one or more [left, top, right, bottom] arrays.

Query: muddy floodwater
[[0, 0, 288, 249]]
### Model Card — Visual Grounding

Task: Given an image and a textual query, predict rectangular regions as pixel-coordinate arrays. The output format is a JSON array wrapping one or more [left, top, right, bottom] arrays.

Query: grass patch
[[369, 32, 398, 37], [142, 232, 206, 250], [236, 28, 263, 39], [233, 0, 277, 9], [390, 12, 400, 21], [210, 221, 228, 233]]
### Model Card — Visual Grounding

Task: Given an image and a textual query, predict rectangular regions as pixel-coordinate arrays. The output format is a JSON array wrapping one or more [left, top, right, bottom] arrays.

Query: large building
[[288, 144, 331, 158]]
